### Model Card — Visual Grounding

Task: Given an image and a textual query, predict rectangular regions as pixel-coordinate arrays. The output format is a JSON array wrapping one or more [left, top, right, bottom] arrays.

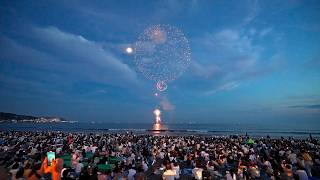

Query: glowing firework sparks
[[134, 24, 191, 91], [153, 108, 161, 124], [150, 28, 167, 44], [156, 81, 167, 91], [132, 25, 192, 127]]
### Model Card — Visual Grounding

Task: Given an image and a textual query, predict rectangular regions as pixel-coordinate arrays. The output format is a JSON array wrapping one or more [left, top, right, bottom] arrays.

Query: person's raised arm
[[51, 158, 63, 180], [41, 157, 52, 174], [41, 157, 63, 180]]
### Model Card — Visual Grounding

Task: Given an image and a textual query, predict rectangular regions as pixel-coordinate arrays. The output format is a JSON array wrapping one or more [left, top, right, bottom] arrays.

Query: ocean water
[[0, 122, 319, 138]]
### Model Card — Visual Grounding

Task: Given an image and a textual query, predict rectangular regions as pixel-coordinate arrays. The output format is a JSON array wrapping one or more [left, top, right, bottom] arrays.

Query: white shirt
[[225, 173, 233, 180], [172, 165, 180, 179], [249, 154, 256, 162], [288, 153, 297, 164], [91, 146, 98, 153], [296, 170, 308, 180], [192, 168, 203, 180], [10, 169, 19, 180], [263, 161, 272, 169], [142, 162, 148, 172], [127, 169, 136, 180], [159, 152, 165, 159], [75, 163, 84, 173], [56, 147, 62, 154], [279, 150, 285, 156], [163, 169, 176, 180]]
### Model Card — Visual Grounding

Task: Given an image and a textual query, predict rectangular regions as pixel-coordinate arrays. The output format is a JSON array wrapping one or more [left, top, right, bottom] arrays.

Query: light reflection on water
[[1, 122, 319, 138], [152, 123, 169, 135]]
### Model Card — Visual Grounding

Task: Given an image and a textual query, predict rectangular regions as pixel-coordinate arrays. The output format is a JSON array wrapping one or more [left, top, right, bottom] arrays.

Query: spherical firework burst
[[134, 24, 191, 91], [156, 81, 167, 91]]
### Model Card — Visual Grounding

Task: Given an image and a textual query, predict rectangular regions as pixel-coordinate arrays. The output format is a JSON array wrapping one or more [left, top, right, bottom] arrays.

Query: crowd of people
[[0, 130, 319, 180]]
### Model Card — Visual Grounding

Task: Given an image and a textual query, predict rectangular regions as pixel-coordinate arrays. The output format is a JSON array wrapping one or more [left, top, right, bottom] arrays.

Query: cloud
[[304, 55, 320, 70], [288, 104, 320, 109], [204, 81, 240, 95], [223, 29, 259, 56], [287, 94, 320, 100], [259, 27, 273, 37], [187, 25, 283, 96], [0, 36, 59, 69], [160, 96, 175, 111], [0, 73, 63, 98], [0, 25, 140, 90], [243, 0, 259, 25], [190, 61, 220, 78], [285, 94, 320, 106], [190, 28, 264, 94], [31, 26, 138, 83], [201, 29, 261, 68]]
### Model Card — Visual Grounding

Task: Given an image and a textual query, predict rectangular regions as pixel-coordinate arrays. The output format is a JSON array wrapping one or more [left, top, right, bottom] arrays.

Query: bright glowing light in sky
[[153, 108, 161, 123], [126, 47, 133, 54], [154, 108, 161, 116]]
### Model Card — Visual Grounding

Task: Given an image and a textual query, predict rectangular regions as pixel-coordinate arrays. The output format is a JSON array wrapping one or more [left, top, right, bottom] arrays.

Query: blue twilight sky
[[0, 0, 319, 124]]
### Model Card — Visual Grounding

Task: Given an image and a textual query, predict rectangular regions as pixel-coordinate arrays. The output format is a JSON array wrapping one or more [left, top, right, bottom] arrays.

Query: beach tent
[[108, 157, 120, 164], [59, 154, 72, 168], [98, 164, 113, 171], [247, 138, 255, 145]]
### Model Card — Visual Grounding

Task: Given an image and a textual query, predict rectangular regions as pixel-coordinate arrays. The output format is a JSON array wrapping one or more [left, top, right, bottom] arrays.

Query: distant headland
[[0, 112, 77, 123]]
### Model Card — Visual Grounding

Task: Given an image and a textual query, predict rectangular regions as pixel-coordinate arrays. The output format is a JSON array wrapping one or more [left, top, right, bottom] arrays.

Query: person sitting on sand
[[295, 164, 308, 180], [134, 166, 146, 180], [127, 164, 136, 180], [172, 161, 180, 179], [192, 161, 203, 180], [162, 163, 176, 180]]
